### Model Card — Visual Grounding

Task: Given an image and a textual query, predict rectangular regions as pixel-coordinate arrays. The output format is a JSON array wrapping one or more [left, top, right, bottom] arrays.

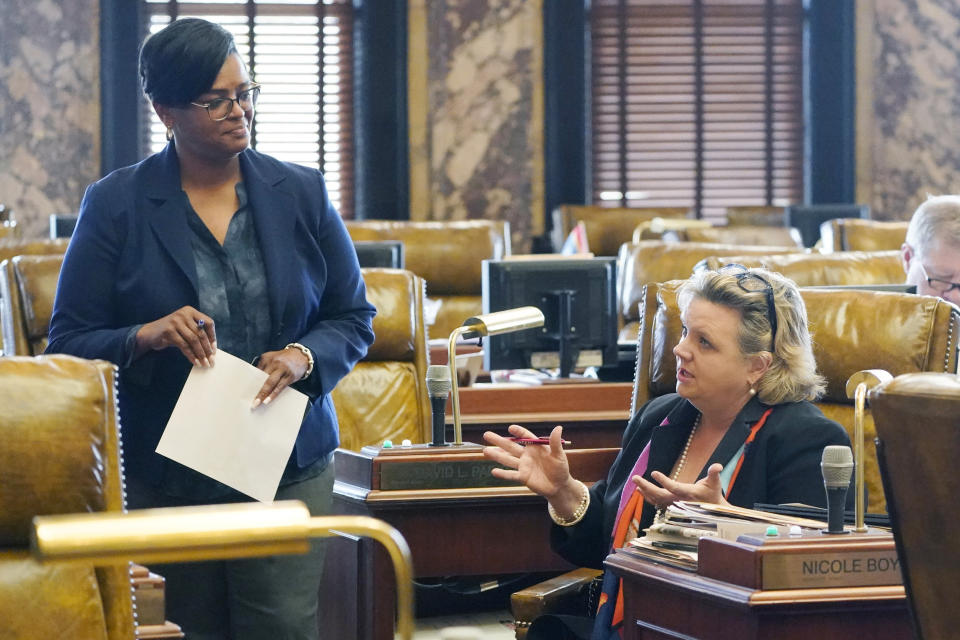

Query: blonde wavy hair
[[677, 266, 825, 404]]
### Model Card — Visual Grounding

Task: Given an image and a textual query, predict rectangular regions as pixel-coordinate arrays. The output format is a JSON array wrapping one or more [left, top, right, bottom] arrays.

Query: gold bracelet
[[547, 480, 590, 527], [284, 343, 314, 381]]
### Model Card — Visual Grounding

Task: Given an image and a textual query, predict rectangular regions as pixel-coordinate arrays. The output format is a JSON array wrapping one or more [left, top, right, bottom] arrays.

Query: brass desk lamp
[[32, 501, 415, 640], [447, 306, 545, 445]]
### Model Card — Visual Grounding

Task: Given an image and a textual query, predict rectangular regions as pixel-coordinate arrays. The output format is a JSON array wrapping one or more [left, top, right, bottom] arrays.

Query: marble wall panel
[[409, 0, 543, 252], [0, 0, 100, 239], [859, 0, 960, 220]]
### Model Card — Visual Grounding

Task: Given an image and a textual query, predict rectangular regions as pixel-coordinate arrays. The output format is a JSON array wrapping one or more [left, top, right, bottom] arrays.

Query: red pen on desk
[[508, 437, 572, 446]]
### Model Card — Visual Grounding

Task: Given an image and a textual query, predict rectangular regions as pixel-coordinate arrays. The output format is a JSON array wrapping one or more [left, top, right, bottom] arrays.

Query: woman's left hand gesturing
[[252, 346, 310, 409], [633, 463, 730, 509]]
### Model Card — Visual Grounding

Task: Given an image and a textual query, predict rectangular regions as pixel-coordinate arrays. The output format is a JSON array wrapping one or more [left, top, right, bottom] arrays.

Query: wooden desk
[[605, 550, 911, 639], [319, 446, 619, 640], [449, 382, 633, 449]]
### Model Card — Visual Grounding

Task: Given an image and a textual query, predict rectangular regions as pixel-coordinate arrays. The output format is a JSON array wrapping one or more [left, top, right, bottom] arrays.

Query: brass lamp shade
[[448, 306, 546, 445], [460, 306, 545, 338], [32, 501, 415, 640]]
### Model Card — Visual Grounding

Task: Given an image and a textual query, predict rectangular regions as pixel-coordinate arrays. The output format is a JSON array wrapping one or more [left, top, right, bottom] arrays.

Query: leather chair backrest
[[632, 281, 960, 513], [698, 250, 906, 287], [0, 222, 20, 240], [0, 240, 69, 355], [680, 225, 803, 248], [724, 205, 785, 227], [785, 203, 870, 248], [551, 205, 690, 257], [871, 372, 960, 640], [616, 241, 802, 341], [0, 254, 64, 356], [345, 220, 510, 339], [331, 268, 431, 451], [0, 355, 135, 639], [0, 238, 70, 262], [819, 218, 910, 253]]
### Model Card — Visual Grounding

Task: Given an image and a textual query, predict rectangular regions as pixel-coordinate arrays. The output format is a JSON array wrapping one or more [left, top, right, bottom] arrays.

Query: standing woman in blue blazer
[[46, 18, 375, 640]]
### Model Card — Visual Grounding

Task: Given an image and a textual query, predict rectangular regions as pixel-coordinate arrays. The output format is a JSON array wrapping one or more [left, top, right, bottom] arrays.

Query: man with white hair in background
[[902, 195, 960, 306]]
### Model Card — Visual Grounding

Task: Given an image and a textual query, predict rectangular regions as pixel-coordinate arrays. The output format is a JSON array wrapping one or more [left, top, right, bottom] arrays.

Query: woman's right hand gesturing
[[484, 424, 585, 518], [135, 306, 217, 367]]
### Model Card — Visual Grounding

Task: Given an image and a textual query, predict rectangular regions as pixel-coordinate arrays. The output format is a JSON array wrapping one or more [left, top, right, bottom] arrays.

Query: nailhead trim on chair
[[945, 309, 958, 372], [110, 363, 140, 623], [628, 286, 648, 419]]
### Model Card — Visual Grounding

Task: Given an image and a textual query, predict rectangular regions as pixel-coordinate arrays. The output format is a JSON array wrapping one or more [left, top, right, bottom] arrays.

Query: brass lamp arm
[[32, 503, 415, 640], [309, 516, 414, 640], [845, 369, 894, 533]]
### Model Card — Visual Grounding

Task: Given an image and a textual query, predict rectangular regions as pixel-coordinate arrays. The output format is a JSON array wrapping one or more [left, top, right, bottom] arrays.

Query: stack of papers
[[623, 501, 828, 571]]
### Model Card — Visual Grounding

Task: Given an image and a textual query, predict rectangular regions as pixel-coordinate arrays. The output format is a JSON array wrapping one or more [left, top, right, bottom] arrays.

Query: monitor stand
[[542, 289, 581, 379]]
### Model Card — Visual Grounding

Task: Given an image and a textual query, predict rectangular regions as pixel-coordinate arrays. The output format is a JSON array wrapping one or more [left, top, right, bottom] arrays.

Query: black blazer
[[47, 143, 376, 486], [551, 394, 853, 569]]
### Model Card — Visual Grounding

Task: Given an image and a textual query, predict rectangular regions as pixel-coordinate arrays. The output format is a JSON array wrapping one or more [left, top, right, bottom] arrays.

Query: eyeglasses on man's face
[[918, 262, 960, 294], [191, 84, 261, 121], [716, 264, 779, 345]]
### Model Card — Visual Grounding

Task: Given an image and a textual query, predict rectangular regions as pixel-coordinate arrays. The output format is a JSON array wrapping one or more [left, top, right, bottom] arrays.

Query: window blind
[[590, 0, 804, 220], [142, 0, 355, 218]]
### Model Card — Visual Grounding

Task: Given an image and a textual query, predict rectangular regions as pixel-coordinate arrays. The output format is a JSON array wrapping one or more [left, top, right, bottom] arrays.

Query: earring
[[165, 126, 174, 141], [749, 386, 756, 396]]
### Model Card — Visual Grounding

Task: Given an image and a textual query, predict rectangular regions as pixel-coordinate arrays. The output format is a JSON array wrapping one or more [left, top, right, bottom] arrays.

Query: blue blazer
[[47, 143, 376, 485]]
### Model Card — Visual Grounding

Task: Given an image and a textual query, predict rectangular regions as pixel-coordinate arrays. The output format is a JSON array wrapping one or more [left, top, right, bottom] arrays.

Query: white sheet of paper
[[157, 350, 308, 502]]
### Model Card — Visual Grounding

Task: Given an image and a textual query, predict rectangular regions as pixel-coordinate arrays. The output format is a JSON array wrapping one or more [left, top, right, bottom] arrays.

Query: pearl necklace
[[655, 412, 701, 523]]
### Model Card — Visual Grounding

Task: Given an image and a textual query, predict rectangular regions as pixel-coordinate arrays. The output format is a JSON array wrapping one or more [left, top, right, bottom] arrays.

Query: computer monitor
[[49, 213, 78, 239], [803, 283, 917, 294], [353, 240, 404, 269], [481, 257, 618, 378]]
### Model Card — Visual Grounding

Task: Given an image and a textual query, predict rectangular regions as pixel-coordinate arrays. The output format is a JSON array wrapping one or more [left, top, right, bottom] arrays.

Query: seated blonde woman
[[484, 266, 852, 640]]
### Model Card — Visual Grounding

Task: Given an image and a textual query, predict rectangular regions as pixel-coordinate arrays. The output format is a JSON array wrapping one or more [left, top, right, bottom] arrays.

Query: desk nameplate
[[699, 531, 903, 590], [379, 459, 516, 490]]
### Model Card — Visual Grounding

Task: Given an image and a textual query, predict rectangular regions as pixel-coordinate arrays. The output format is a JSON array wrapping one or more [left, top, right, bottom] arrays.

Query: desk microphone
[[426, 365, 452, 447], [821, 445, 854, 534]]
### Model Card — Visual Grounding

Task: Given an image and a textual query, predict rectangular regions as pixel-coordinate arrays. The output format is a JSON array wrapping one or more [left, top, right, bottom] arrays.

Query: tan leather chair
[[551, 205, 690, 257], [331, 268, 431, 451], [678, 225, 803, 248], [0, 355, 136, 639], [819, 218, 910, 252], [871, 372, 960, 640], [0, 240, 70, 355], [632, 281, 960, 513], [0, 238, 70, 262], [346, 220, 510, 340], [698, 250, 906, 287], [0, 221, 21, 240], [630, 218, 712, 243], [0, 254, 64, 356], [616, 241, 802, 342], [0, 255, 63, 356], [723, 205, 785, 227]]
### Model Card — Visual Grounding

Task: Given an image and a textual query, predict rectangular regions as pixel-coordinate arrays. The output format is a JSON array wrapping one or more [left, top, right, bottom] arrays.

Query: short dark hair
[[139, 18, 239, 106]]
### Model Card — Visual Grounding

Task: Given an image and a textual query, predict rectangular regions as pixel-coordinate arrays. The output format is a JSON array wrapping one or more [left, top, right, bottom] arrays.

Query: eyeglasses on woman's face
[[917, 261, 960, 294], [191, 84, 261, 121], [716, 264, 778, 345]]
